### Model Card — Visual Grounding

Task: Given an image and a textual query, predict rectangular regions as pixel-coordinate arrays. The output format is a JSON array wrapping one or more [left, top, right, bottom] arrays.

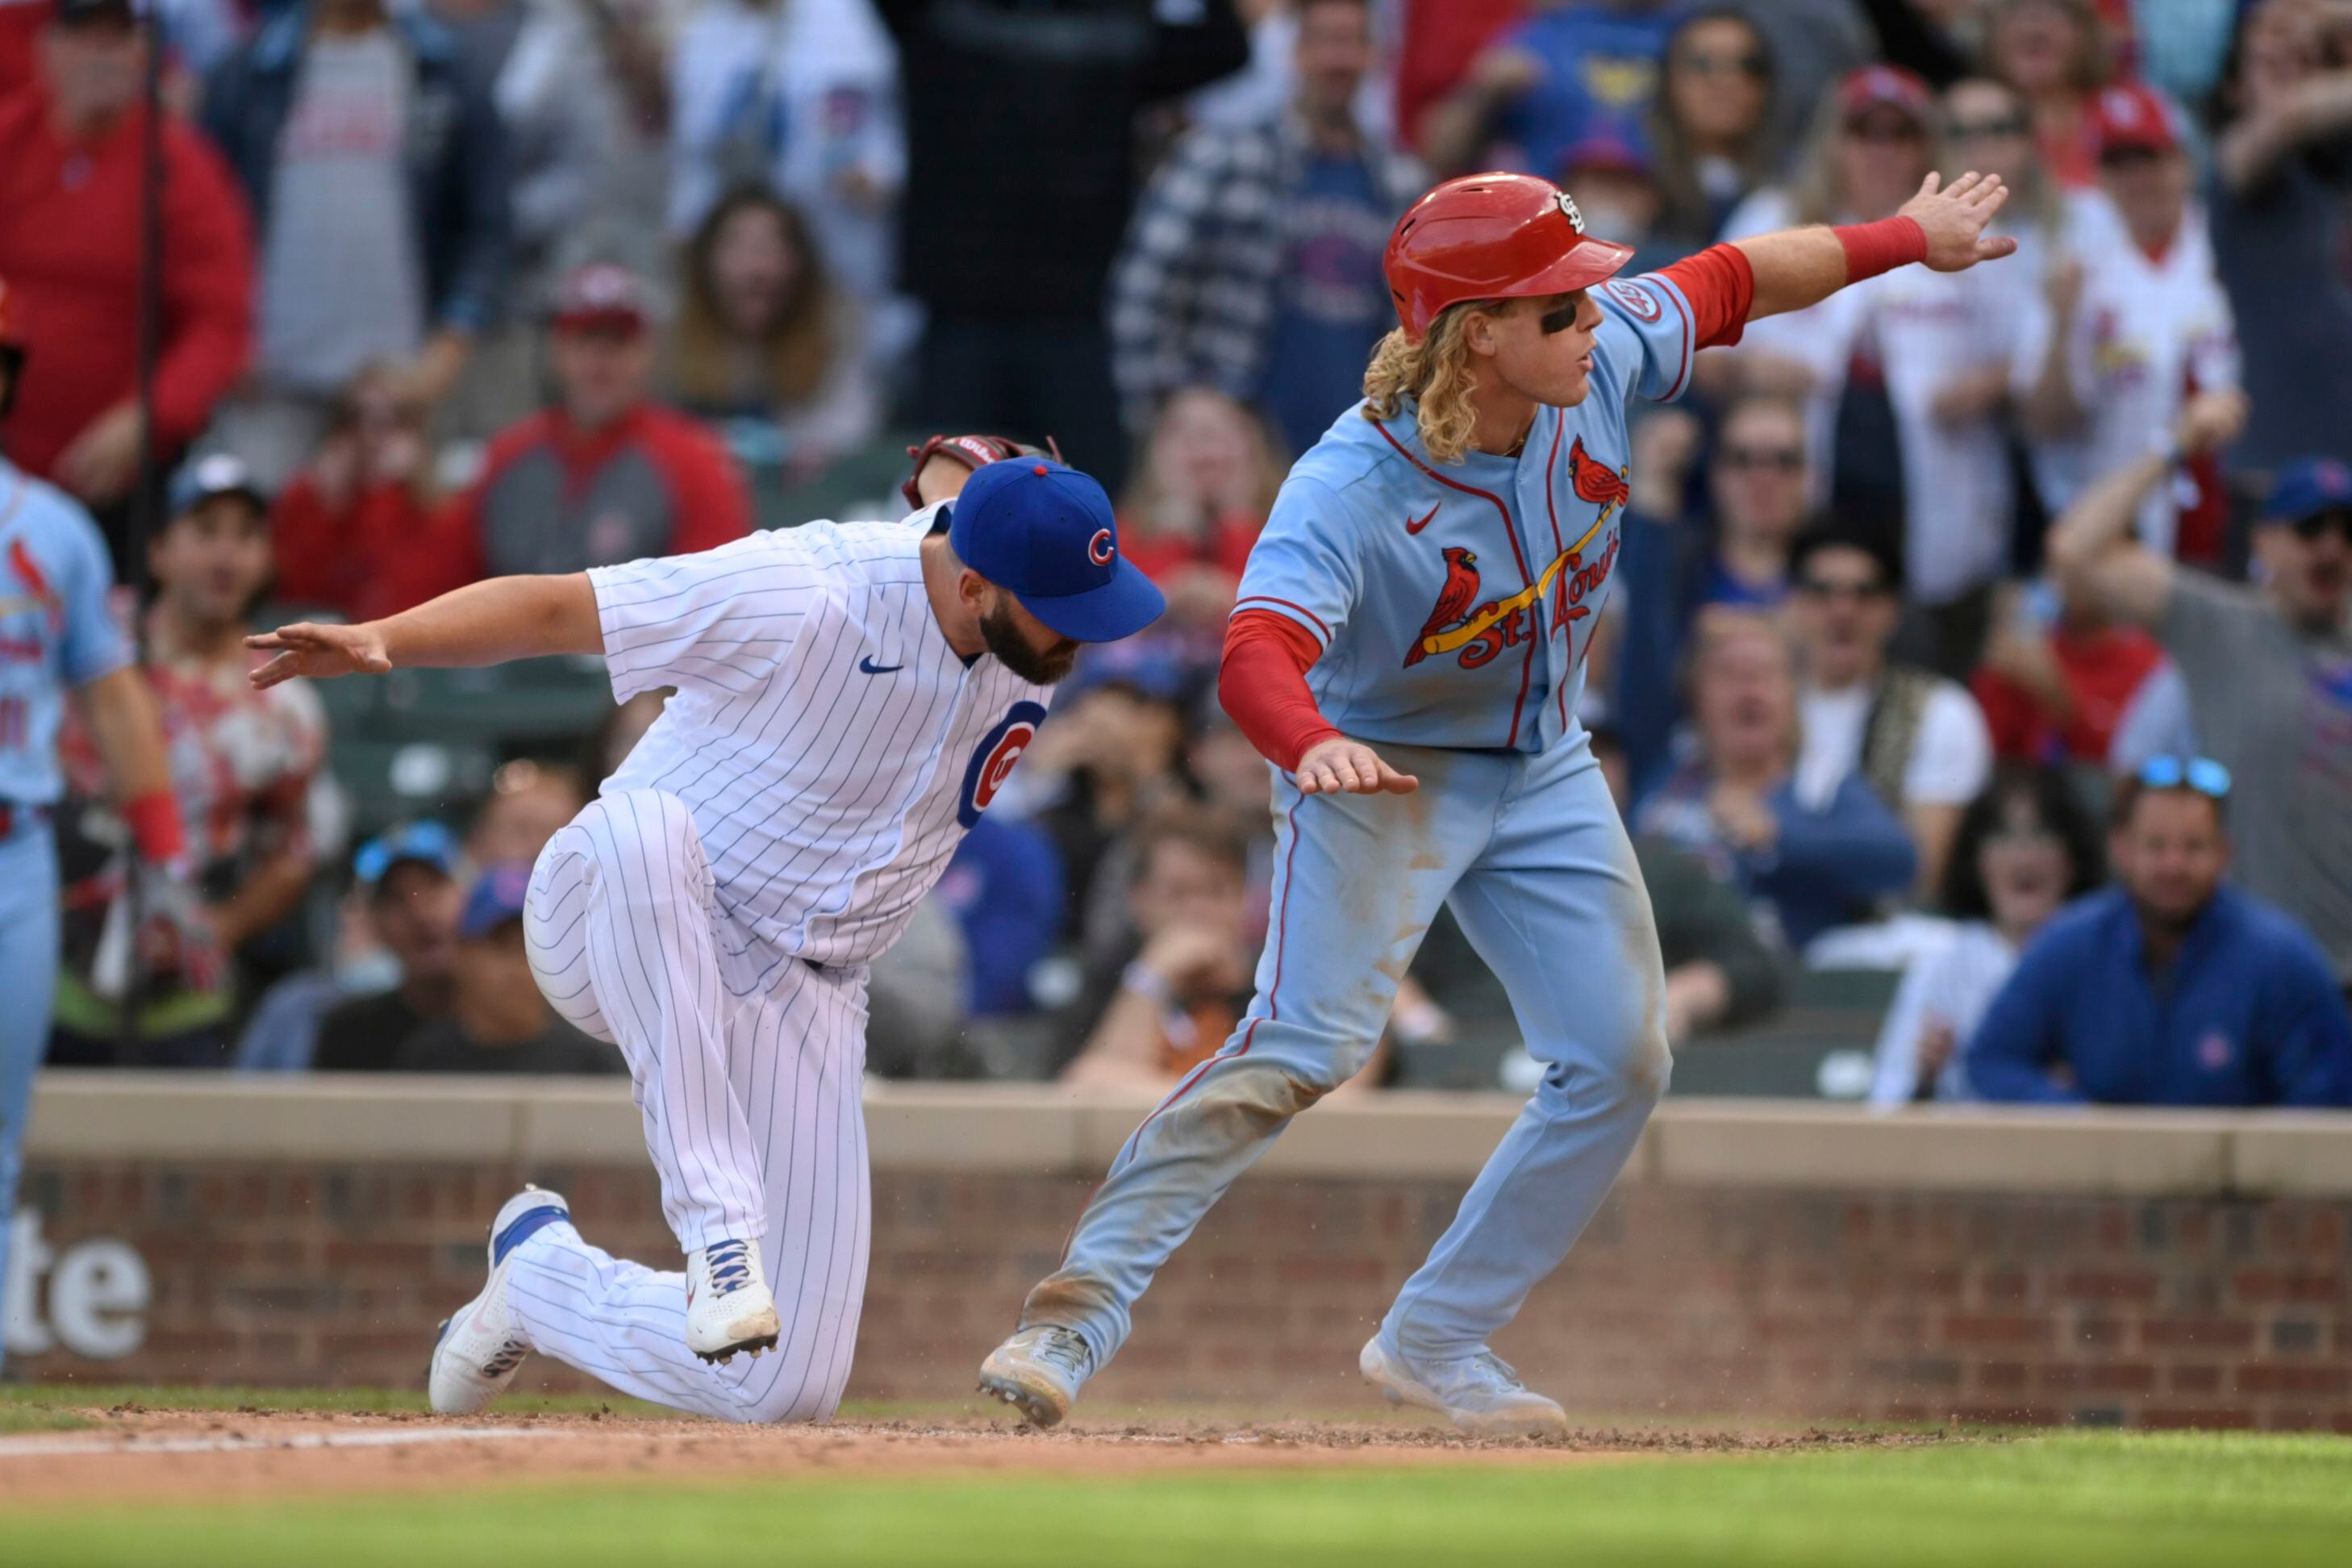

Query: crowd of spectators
[[3, 0, 2350, 1108]]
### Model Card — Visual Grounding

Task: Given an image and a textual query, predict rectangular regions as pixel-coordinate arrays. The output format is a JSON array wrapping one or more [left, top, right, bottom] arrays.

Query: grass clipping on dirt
[[4, 1430, 2350, 1566]]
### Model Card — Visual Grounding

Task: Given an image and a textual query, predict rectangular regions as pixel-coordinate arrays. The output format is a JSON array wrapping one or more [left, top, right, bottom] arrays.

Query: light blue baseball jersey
[[1233, 269, 1701, 754], [0, 460, 131, 803]]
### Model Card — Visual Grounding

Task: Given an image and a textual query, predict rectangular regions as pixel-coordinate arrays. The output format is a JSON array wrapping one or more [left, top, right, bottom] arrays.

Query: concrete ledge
[[1650, 1100, 2237, 1195], [21, 1071, 2352, 1196]]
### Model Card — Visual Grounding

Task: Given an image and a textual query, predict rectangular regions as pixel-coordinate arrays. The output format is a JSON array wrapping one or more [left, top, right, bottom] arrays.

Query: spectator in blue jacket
[[1968, 759, 2352, 1107], [1635, 609, 1917, 953], [200, 0, 511, 486]]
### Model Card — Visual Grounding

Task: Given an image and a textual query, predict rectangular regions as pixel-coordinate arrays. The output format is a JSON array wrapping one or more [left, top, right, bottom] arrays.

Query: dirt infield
[[0, 1403, 1958, 1504]]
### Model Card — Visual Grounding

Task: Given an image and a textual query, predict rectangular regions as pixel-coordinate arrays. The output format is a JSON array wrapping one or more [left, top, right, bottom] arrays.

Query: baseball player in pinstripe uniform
[[250, 446, 1162, 1423], [979, 168, 2018, 1436]]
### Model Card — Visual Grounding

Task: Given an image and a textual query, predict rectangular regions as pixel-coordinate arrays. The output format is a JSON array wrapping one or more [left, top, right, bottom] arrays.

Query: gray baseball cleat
[[978, 1325, 1095, 1428], [428, 1185, 572, 1416], [1359, 1335, 1570, 1438]]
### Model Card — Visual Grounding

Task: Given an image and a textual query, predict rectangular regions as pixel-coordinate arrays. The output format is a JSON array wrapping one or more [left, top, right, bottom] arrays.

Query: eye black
[[1539, 302, 1580, 336]]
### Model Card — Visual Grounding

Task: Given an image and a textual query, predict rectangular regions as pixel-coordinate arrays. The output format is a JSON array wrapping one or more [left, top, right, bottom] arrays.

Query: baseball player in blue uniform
[[981, 169, 2018, 1434], [0, 275, 183, 1370]]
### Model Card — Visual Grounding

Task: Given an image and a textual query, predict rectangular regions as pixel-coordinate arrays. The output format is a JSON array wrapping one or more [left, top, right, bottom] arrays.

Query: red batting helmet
[[1382, 173, 1636, 343]]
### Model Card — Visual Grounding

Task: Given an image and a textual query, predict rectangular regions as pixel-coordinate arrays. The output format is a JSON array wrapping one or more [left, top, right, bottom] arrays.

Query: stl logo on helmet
[[958, 700, 1047, 828], [1088, 528, 1115, 567], [1555, 191, 1586, 235]]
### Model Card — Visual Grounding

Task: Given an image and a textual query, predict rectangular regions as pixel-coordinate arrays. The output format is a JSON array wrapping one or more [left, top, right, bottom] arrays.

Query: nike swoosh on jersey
[[1404, 503, 1440, 535], [858, 656, 904, 674]]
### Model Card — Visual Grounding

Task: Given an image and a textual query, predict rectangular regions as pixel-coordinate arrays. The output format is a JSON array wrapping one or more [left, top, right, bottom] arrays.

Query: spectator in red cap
[[2012, 81, 2241, 564], [402, 263, 752, 603], [1982, 0, 2115, 190], [0, 0, 253, 554]]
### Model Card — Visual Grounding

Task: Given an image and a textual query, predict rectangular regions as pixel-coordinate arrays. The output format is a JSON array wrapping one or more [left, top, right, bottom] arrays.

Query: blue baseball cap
[[353, 820, 460, 889], [2264, 459, 2352, 524], [169, 452, 269, 518], [459, 862, 533, 940], [947, 459, 1165, 643]]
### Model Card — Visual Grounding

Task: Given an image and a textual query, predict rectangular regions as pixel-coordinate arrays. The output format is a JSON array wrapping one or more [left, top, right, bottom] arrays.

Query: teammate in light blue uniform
[[982, 169, 2019, 1433], [0, 278, 180, 1370]]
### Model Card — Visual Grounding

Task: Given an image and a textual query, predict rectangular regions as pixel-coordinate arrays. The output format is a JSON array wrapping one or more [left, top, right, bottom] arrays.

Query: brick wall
[[14, 1157, 2350, 1432]]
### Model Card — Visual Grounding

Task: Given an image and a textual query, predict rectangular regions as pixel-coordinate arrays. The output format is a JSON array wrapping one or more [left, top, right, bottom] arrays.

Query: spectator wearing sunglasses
[[2051, 410, 2352, 985], [1784, 526, 1992, 895], [1967, 760, 2352, 1107], [2012, 82, 2242, 565], [1612, 394, 1812, 789], [1642, 8, 1783, 255]]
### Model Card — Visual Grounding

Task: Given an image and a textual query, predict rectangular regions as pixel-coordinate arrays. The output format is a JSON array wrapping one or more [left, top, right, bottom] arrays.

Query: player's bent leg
[[1378, 742, 1668, 1396], [985, 750, 1504, 1424], [528, 791, 770, 1275], [494, 961, 873, 1424], [0, 828, 60, 1378]]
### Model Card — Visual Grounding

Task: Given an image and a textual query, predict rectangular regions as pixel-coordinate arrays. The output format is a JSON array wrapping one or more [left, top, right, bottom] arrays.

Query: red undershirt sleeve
[[1220, 609, 1342, 773], [1655, 244, 1756, 350]]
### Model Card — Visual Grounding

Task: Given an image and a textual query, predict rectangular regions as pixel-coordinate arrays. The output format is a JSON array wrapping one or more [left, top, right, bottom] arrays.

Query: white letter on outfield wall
[[50, 1240, 150, 1360], [2, 1211, 54, 1357]]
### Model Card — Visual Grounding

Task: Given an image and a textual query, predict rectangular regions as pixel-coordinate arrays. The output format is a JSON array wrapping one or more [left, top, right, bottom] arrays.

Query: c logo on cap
[[958, 700, 1049, 828], [1088, 528, 1116, 567]]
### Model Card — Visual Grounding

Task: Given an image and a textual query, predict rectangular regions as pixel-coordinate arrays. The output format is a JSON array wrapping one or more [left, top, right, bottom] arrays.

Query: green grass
[[5, 1431, 2350, 1566], [0, 1403, 93, 1434]]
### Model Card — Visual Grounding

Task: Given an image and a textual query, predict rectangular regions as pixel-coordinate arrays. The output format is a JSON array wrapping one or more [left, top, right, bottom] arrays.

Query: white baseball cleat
[[685, 1239, 780, 1364], [1359, 1335, 1570, 1439], [977, 1325, 1095, 1429], [428, 1185, 572, 1416]]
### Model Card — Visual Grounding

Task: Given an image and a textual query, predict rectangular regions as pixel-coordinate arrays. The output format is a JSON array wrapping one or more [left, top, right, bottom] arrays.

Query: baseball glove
[[900, 432, 1063, 510]]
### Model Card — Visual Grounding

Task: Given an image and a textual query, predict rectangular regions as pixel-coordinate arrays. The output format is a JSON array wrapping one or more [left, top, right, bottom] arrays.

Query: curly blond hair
[[1360, 302, 1483, 465]]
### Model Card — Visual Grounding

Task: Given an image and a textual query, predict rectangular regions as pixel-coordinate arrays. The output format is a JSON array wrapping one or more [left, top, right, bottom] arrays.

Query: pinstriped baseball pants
[[512, 789, 872, 1423]]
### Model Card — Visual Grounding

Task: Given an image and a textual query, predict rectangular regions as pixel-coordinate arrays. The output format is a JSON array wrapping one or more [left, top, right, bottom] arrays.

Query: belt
[[0, 802, 50, 839]]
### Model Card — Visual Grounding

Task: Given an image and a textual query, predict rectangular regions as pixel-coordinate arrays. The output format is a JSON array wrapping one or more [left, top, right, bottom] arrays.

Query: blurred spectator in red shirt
[[1115, 387, 1281, 648], [0, 0, 252, 543], [269, 365, 446, 619], [406, 263, 751, 603], [1393, 0, 1520, 155], [1982, 0, 2113, 190], [1970, 579, 2169, 766]]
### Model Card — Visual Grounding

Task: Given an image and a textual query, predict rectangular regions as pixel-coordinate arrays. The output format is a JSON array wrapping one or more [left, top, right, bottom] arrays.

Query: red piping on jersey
[[1658, 281, 1696, 402], [1107, 795, 1305, 1177], [1232, 594, 1332, 644], [1371, 419, 1539, 747], [1541, 411, 1571, 732]]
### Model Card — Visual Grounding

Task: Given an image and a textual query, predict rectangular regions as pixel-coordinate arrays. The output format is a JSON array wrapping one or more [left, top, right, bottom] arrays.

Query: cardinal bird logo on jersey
[[1566, 436, 1629, 513], [1403, 548, 1480, 667], [0, 536, 64, 656]]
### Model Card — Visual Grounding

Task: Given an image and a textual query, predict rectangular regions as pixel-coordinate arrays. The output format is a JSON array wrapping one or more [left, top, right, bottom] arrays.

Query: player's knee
[[573, 790, 708, 898]]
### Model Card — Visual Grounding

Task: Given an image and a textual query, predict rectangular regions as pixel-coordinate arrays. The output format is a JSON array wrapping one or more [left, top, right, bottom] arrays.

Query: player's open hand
[[246, 621, 393, 688], [1295, 736, 1418, 797], [1900, 171, 2018, 273]]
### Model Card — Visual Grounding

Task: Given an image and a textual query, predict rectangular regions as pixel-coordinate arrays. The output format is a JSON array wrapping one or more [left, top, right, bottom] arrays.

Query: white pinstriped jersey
[[589, 503, 1049, 974]]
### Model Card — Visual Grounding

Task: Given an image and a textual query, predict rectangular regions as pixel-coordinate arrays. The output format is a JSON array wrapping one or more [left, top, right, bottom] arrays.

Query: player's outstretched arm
[[248, 572, 603, 689], [1734, 172, 2017, 323]]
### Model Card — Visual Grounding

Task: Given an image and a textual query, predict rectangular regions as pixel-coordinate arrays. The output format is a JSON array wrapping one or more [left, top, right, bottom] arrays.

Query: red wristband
[[123, 790, 187, 866], [1833, 216, 1929, 284]]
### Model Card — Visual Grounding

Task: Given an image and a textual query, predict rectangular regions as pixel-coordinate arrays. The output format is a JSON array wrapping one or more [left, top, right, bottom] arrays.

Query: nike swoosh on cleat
[[1405, 503, 1440, 535], [858, 656, 903, 674]]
